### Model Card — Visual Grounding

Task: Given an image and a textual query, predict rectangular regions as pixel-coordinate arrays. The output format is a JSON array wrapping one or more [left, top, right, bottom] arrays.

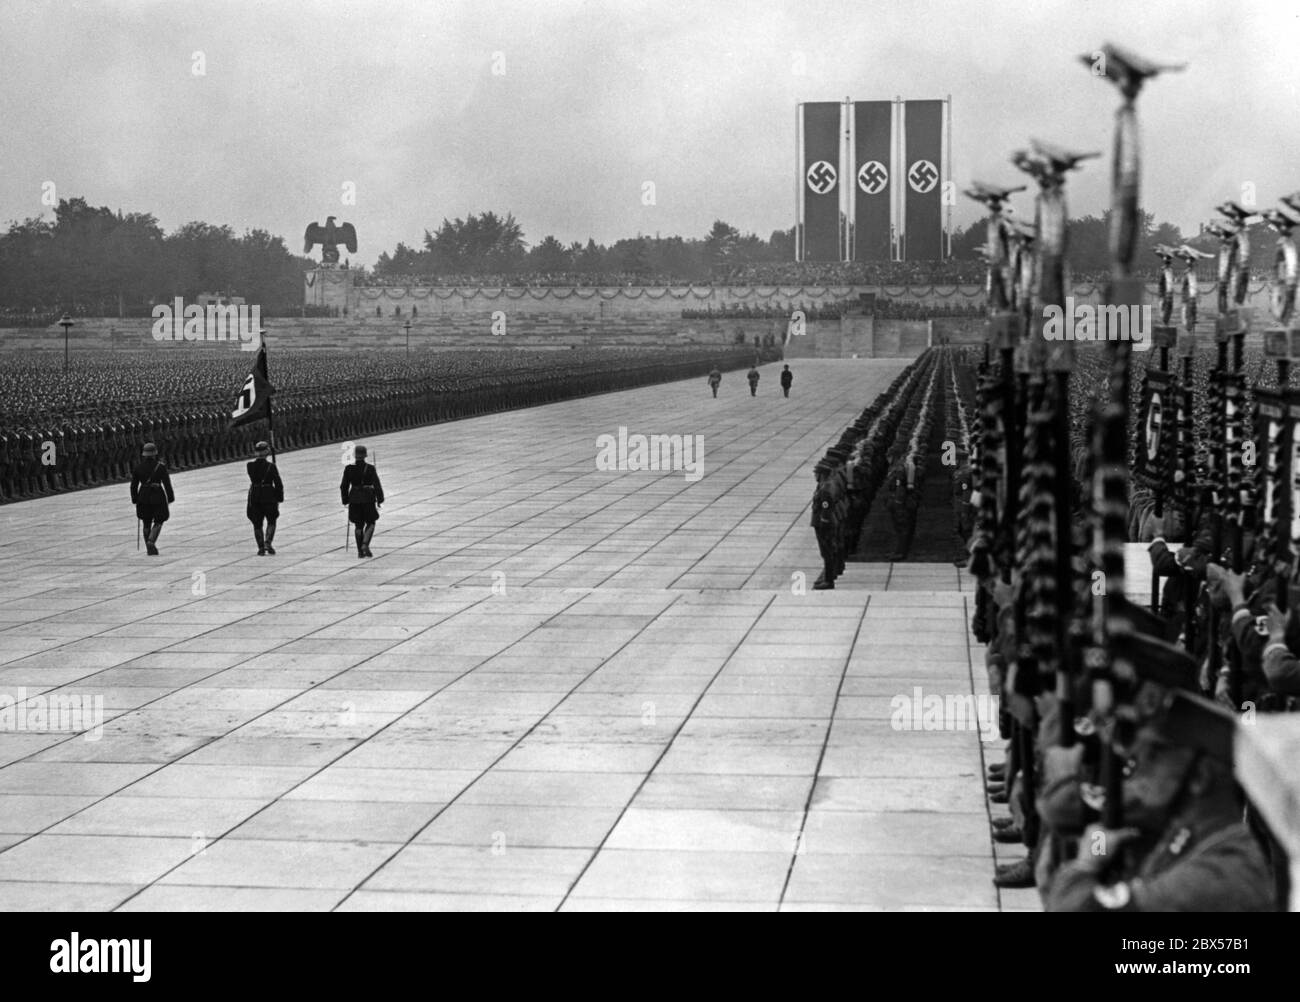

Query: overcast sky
[[3, 0, 1297, 265]]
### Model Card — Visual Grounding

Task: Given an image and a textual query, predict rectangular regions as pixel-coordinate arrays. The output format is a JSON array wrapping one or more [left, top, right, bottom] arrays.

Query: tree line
[[0, 198, 312, 315], [373, 216, 797, 279]]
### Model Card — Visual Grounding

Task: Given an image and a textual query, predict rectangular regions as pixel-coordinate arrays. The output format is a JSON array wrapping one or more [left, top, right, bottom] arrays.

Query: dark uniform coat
[[246, 457, 285, 522], [130, 458, 175, 523], [1044, 817, 1274, 912], [811, 467, 848, 583], [340, 461, 384, 525]]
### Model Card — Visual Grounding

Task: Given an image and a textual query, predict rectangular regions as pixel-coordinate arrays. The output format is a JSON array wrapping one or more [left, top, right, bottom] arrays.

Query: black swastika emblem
[[232, 374, 256, 419], [908, 159, 938, 194], [806, 160, 837, 195], [857, 160, 888, 195]]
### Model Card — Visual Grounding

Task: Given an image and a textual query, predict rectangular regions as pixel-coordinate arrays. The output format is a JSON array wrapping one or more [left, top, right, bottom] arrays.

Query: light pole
[[404, 317, 412, 356], [59, 313, 73, 373]]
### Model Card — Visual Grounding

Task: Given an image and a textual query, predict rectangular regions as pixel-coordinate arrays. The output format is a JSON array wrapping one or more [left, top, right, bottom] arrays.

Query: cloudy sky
[[3, 0, 1297, 265]]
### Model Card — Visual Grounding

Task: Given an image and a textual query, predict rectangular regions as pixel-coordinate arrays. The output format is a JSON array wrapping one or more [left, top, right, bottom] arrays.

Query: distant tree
[[529, 234, 571, 273], [703, 220, 740, 272], [423, 211, 526, 274], [576, 238, 606, 275], [768, 227, 796, 261], [615, 236, 650, 274], [1150, 221, 1183, 250]]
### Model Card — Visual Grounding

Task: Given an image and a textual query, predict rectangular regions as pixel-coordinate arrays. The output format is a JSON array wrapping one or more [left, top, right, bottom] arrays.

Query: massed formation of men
[[0, 346, 767, 504], [963, 44, 1295, 911]]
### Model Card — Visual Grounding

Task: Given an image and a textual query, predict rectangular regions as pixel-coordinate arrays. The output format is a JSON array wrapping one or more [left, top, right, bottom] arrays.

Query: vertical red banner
[[800, 102, 842, 263], [904, 99, 944, 261], [853, 101, 892, 261]]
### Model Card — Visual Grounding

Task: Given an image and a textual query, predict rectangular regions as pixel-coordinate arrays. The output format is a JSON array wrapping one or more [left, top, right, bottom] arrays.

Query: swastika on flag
[[232, 373, 256, 419], [908, 159, 938, 194], [806, 160, 837, 195], [857, 160, 888, 195]]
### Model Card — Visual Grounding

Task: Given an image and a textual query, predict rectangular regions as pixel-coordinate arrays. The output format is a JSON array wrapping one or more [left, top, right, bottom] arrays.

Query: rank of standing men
[[958, 43, 1293, 910]]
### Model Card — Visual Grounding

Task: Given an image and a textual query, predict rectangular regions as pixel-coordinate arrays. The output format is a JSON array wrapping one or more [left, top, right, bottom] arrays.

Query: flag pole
[[262, 330, 277, 464]]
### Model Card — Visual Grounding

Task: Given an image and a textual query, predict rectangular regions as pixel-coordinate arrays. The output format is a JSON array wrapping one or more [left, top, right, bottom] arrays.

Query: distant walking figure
[[246, 441, 284, 556], [747, 366, 760, 396], [130, 442, 174, 556], [780, 364, 793, 398], [340, 444, 384, 558], [707, 368, 722, 398]]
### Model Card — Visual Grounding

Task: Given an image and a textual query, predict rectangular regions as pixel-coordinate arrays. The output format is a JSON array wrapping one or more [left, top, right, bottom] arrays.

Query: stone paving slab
[[0, 359, 1038, 912]]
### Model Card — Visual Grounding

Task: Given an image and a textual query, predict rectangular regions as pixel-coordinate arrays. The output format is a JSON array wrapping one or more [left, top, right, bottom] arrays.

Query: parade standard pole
[[962, 180, 1023, 581], [1014, 140, 1094, 745], [1084, 43, 1183, 832], [1175, 249, 1203, 648], [1208, 203, 1254, 704], [1148, 246, 1179, 612]]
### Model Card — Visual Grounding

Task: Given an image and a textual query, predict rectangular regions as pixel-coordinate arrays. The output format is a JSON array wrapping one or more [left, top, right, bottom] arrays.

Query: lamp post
[[59, 313, 73, 373], [404, 317, 412, 356]]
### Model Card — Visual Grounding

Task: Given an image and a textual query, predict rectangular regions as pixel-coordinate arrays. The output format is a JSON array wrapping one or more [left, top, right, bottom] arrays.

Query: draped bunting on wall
[[344, 281, 1269, 311]]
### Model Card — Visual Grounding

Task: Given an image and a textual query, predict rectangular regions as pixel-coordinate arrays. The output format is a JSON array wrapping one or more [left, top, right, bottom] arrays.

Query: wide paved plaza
[[0, 359, 1034, 911]]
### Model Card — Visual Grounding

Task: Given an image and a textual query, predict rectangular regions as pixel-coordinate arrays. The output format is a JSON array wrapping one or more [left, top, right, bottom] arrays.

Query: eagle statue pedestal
[[303, 264, 353, 314]]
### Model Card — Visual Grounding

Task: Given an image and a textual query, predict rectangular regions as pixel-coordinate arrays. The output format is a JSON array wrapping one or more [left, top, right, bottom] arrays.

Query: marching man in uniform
[[130, 442, 175, 556], [246, 441, 284, 556], [340, 444, 384, 558]]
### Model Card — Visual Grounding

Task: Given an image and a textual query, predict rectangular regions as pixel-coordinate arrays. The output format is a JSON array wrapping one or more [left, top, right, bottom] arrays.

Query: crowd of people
[[0, 346, 769, 505], [959, 340, 1294, 910], [349, 260, 996, 290], [722, 259, 989, 287], [680, 296, 985, 323], [680, 301, 853, 321], [966, 496, 1290, 910], [803, 336, 1291, 910], [872, 296, 984, 320], [353, 270, 681, 289]]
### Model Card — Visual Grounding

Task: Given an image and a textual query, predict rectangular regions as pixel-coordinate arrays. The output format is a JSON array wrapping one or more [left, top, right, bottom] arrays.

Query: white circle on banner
[[806, 160, 837, 194], [857, 160, 888, 194], [908, 159, 938, 193]]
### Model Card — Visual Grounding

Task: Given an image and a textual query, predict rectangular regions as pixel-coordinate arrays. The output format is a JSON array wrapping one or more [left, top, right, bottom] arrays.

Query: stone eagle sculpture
[[304, 216, 358, 264]]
